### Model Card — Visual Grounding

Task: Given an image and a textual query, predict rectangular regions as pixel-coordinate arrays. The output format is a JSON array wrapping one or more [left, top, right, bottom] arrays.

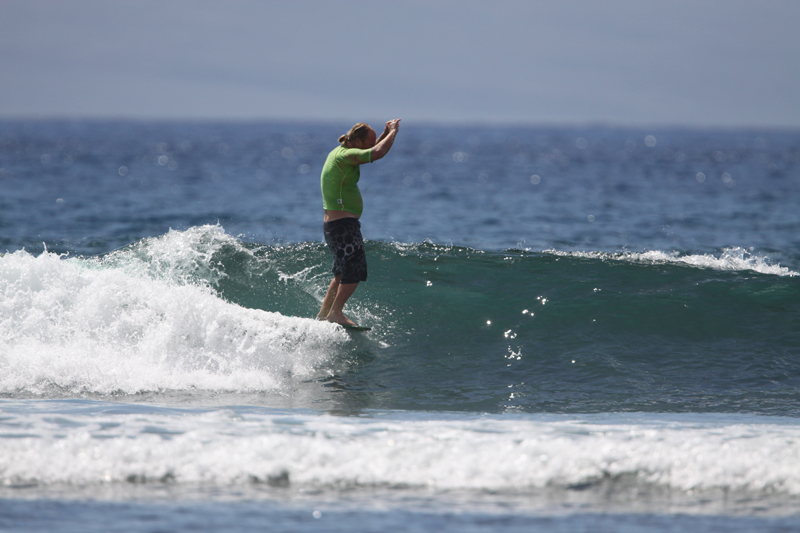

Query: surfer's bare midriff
[[324, 209, 361, 222]]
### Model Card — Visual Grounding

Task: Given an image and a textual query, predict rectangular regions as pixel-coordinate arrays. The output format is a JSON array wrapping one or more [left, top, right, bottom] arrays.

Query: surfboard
[[341, 324, 372, 331]]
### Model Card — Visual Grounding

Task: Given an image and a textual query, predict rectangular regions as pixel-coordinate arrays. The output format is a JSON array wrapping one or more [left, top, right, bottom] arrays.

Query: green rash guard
[[320, 145, 372, 215]]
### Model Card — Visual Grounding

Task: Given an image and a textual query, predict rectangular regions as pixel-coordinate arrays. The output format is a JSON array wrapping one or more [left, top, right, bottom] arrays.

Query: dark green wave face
[[188, 236, 800, 416]]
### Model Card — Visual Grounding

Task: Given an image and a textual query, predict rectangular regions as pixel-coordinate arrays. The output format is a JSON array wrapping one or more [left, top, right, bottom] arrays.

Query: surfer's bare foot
[[325, 311, 358, 327]]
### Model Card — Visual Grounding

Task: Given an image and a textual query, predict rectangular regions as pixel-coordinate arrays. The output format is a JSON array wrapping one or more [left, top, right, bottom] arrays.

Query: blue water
[[1, 119, 799, 531]]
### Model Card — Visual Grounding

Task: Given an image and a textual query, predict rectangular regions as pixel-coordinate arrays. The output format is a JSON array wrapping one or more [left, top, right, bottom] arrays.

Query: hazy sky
[[1, 0, 799, 127]]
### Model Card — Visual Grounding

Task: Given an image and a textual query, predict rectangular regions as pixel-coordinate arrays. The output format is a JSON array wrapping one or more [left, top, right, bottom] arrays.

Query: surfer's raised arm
[[370, 119, 401, 162]]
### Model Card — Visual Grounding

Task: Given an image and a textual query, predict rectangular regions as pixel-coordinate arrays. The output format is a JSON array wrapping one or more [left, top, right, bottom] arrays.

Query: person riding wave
[[317, 119, 401, 326]]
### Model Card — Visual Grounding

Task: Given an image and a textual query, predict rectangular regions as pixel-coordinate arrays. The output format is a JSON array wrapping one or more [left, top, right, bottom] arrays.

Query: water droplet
[[721, 172, 734, 187]]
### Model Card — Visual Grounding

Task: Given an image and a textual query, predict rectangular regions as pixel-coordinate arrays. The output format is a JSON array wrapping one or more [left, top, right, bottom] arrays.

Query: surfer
[[317, 119, 401, 326]]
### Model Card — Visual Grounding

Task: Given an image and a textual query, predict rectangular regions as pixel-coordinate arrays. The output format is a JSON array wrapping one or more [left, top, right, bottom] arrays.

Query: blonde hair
[[339, 123, 372, 145]]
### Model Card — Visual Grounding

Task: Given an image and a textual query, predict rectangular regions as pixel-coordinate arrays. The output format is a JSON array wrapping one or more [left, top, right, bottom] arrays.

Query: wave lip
[[545, 247, 798, 277]]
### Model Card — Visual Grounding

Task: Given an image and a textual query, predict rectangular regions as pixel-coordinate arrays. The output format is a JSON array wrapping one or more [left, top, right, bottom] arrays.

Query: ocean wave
[[2, 226, 798, 414], [1, 407, 799, 498]]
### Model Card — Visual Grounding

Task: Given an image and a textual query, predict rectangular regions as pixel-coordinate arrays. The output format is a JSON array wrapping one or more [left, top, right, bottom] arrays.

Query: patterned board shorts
[[323, 218, 368, 284]]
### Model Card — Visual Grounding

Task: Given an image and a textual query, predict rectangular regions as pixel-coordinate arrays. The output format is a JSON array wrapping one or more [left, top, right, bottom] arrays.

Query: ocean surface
[[1, 119, 799, 531]]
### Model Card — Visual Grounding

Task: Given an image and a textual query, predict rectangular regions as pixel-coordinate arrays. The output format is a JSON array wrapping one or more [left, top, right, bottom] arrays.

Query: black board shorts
[[323, 218, 368, 284]]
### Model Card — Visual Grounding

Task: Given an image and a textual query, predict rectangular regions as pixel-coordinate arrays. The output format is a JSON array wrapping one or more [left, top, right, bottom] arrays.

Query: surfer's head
[[339, 123, 376, 149]]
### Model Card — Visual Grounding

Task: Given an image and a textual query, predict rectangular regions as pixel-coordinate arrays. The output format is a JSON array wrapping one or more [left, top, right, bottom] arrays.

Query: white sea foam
[[100, 224, 239, 287], [546, 247, 798, 277], [1, 408, 799, 497], [0, 244, 349, 395]]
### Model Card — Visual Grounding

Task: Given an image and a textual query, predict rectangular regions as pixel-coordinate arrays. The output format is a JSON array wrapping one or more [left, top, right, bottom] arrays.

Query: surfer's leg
[[317, 276, 341, 320], [320, 218, 366, 325], [326, 282, 359, 326]]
